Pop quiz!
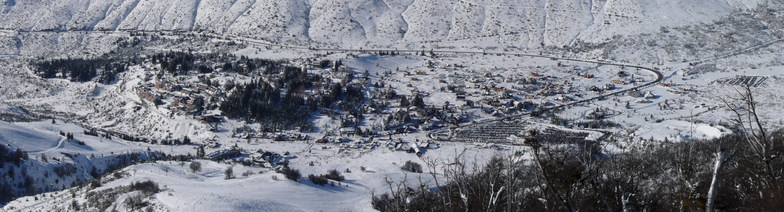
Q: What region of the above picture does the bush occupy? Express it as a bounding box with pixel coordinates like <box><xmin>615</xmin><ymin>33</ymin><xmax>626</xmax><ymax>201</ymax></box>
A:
<box><xmin>129</xmin><ymin>181</ymin><xmax>160</xmax><ymax>194</ymax></box>
<box><xmin>324</xmin><ymin>169</ymin><xmax>345</xmax><ymax>181</ymax></box>
<box><xmin>124</xmin><ymin>194</ymin><xmax>149</xmax><ymax>210</ymax></box>
<box><xmin>53</xmin><ymin>163</ymin><xmax>77</xmax><ymax>177</ymax></box>
<box><xmin>279</xmin><ymin>166</ymin><xmax>301</xmax><ymax>181</ymax></box>
<box><xmin>308</xmin><ymin>174</ymin><xmax>328</xmax><ymax>186</ymax></box>
<box><xmin>189</xmin><ymin>161</ymin><xmax>202</xmax><ymax>173</ymax></box>
<box><xmin>112</xmin><ymin>171</ymin><xmax>126</xmax><ymax>179</ymax></box>
<box><xmin>224</xmin><ymin>166</ymin><xmax>234</xmax><ymax>179</ymax></box>
<box><xmin>0</xmin><ymin>182</ymin><xmax>14</xmax><ymax>203</ymax></box>
<box><xmin>402</xmin><ymin>161</ymin><xmax>423</xmax><ymax>173</ymax></box>
<box><xmin>89</xmin><ymin>179</ymin><xmax>102</xmax><ymax>189</ymax></box>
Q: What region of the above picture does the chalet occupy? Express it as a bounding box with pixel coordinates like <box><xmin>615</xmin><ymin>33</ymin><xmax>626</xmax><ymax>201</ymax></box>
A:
<box><xmin>628</xmin><ymin>90</ymin><xmax>644</xmax><ymax>98</ymax></box>
<box><xmin>206</xmin><ymin>148</ymin><xmax>241</xmax><ymax>160</ymax></box>
<box><xmin>423</xmin><ymin>141</ymin><xmax>441</xmax><ymax>149</ymax></box>
<box><xmin>419</xmin><ymin>120</ymin><xmax>437</xmax><ymax>131</ymax></box>
<box><xmin>316</xmin><ymin>136</ymin><xmax>330</xmax><ymax>144</ymax></box>
<box><xmin>481</xmin><ymin>99</ymin><xmax>502</xmax><ymax>107</ymax></box>
<box><xmin>490</xmin><ymin>87</ymin><xmax>506</xmax><ymax>92</ymax></box>
<box><xmin>518</xmin><ymin>101</ymin><xmax>536</xmax><ymax>111</ymax></box>
<box><xmin>196</xmin><ymin>84</ymin><xmax>216</xmax><ymax>93</ymax></box>
<box><xmin>338</xmin><ymin>137</ymin><xmax>352</xmax><ymax>143</ymax></box>
<box><xmin>200</xmin><ymin>115</ymin><xmax>224</xmax><ymax>124</ymax></box>
<box><xmin>172</xmin><ymin>96</ymin><xmax>191</xmax><ymax>107</ymax></box>
<box><xmin>273</xmin><ymin>134</ymin><xmax>288</xmax><ymax>141</ymax></box>
<box><xmin>136</xmin><ymin>88</ymin><xmax>159</xmax><ymax>103</ymax></box>
<box><xmin>556</xmin><ymin>95</ymin><xmax>575</xmax><ymax>102</ymax></box>
<box><xmin>390</xmin><ymin>140</ymin><xmax>413</xmax><ymax>152</ymax></box>
<box><xmin>259</xmin><ymin>151</ymin><xmax>285</xmax><ymax>164</ymax></box>
<box><xmin>644</xmin><ymin>91</ymin><xmax>657</xmax><ymax>99</ymax></box>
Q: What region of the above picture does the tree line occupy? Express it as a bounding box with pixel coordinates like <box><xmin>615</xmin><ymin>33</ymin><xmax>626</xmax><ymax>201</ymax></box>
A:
<box><xmin>34</xmin><ymin>58</ymin><xmax>128</xmax><ymax>83</ymax></box>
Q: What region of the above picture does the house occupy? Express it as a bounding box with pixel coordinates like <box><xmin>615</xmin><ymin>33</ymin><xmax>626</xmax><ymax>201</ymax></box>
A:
<box><xmin>628</xmin><ymin>90</ymin><xmax>644</xmax><ymax>98</ymax></box>
<box><xmin>273</xmin><ymin>134</ymin><xmax>288</xmax><ymax>141</ymax></box>
<box><xmin>490</xmin><ymin>87</ymin><xmax>506</xmax><ymax>92</ymax></box>
<box><xmin>604</xmin><ymin>84</ymin><xmax>616</xmax><ymax>90</ymax></box>
<box><xmin>200</xmin><ymin>115</ymin><xmax>224</xmax><ymax>124</ymax></box>
<box><xmin>644</xmin><ymin>91</ymin><xmax>657</xmax><ymax>99</ymax></box>
<box><xmin>339</xmin><ymin>127</ymin><xmax>356</xmax><ymax>136</ymax></box>
<box><xmin>316</xmin><ymin>136</ymin><xmax>330</xmax><ymax>144</ymax></box>
<box><xmin>206</xmin><ymin>148</ymin><xmax>241</xmax><ymax>160</ymax></box>
<box><xmin>424</xmin><ymin>141</ymin><xmax>441</xmax><ymax>149</ymax></box>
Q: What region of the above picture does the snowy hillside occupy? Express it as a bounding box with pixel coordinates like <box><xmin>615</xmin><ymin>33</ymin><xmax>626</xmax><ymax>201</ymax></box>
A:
<box><xmin>0</xmin><ymin>0</ymin><xmax>769</xmax><ymax>47</ymax></box>
<box><xmin>0</xmin><ymin>117</ymin><xmax>167</xmax><ymax>204</ymax></box>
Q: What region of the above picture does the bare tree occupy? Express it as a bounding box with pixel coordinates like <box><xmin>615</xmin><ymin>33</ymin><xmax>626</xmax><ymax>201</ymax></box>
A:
<box><xmin>720</xmin><ymin>84</ymin><xmax>780</xmax><ymax>185</ymax></box>
<box><xmin>522</xmin><ymin>130</ymin><xmax>577</xmax><ymax>212</ymax></box>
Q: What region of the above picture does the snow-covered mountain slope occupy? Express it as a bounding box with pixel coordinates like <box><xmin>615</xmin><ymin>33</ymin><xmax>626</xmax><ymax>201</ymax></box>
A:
<box><xmin>0</xmin><ymin>0</ymin><xmax>770</xmax><ymax>47</ymax></box>
<box><xmin>0</xmin><ymin>118</ymin><xmax>166</xmax><ymax>202</ymax></box>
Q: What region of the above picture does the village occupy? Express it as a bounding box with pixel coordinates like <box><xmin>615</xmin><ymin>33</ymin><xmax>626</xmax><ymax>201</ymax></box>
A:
<box><xmin>109</xmin><ymin>49</ymin><xmax>693</xmax><ymax>170</ymax></box>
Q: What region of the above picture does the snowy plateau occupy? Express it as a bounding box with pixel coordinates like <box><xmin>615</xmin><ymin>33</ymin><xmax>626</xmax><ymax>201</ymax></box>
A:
<box><xmin>0</xmin><ymin>0</ymin><xmax>783</xmax><ymax>211</ymax></box>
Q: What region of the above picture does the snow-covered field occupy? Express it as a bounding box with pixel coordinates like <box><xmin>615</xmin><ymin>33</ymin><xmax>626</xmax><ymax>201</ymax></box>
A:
<box><xmin>0</xmin><ymin>116</ymin><xmax>502</xmax><ymax>211</ymax></box>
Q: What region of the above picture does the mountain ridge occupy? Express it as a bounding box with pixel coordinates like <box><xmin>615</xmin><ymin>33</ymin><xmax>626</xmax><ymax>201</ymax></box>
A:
<box><xmin>0</xmin><ymin>0</ymin><xmax>768</xmax><ymax>48</ymax></box>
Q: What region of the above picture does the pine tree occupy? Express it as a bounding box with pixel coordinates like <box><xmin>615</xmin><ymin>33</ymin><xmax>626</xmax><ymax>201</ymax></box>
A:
<box><xmin>412</xmin><ymin>95</ymin><xmax>425</xmax><ymax>108</ymax></box>
<box><xmin>400</xmin><ymin>96</ymin><xmax>410</xmax><ymax>107</ymax></box>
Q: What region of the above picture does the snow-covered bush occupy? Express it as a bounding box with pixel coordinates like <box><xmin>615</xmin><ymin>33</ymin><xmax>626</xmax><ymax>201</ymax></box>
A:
<box><xmin>189</xmin><ymin>161</ymin><xmax>202</xmax><ymax>173</ymax></box>
<box><xmin>401</xmin><ymin>161</ymin><xmax>422</xmax><ymax>173</ymax></box>
<box><xmin>278</xmin><ymin>166</ymin><xmax>301</xmax><ymax>181</ymax></box>
<box><xmin>308</xmin><ymin>174</ymin><xmax>328</xmax><ymax>186</ymax></box>
<box><xmin>324</xmin><ymin>169</ymin><xmax>345</xmax><ymax>182</ymax></box>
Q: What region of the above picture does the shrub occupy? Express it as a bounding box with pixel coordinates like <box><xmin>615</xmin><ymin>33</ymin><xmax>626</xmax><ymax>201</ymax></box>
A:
<box><xmin>224</xmin><ymin>166</ymin><xmax>234</xmax><ymax>179</ymax></box>
<box><xmin>89</xmin><ymin>179</ymin><xmax>102</xmax><ymax>189</ymax></box>
<box><xmin>53</xmin><ymin>163</ymin><xmax>77</xmax><ymax>177</ymax></box>
<box><xmin>402</xmin><ymin>161</ymin><xmax>423</xmax><ymax>173</ymax></box>
<box><xmin>279</xmin><ymin>166</ymin><xmax>301</xmax><ymax>181</ymax></box>
<box><xmin>189</xmin><ymin>161</ymin><xmax>202</xmax><ymax>173</ymax></box>
<box><xmin>124</xmin><ymin>194</ymin><xmax>149</xmax><ymax>210</ymax></box>
<box><xmin>113</xmin><ymin>171</ymin><xmax>126</xmax><ymax>179</ymax></box>
<box><xmin>324</xmin><ymin>169</ymin><xmax>345</xmax><ymax>181</ymax></box>
<box><xmin>308</xmin><ymin>174</ymin><xmax>328</xmax><ymax>186</ymax></box>
<box><xmin>129</xmin><ymin>181</ymin><xmax>160</xmax><ymax>194</ymax></box>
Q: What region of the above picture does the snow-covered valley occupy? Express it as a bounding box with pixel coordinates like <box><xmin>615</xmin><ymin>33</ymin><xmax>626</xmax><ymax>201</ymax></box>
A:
<box><xmin>1</xmin><ymin>0</ymin><xmax>784</xmax><ymax>211</ymax></box>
